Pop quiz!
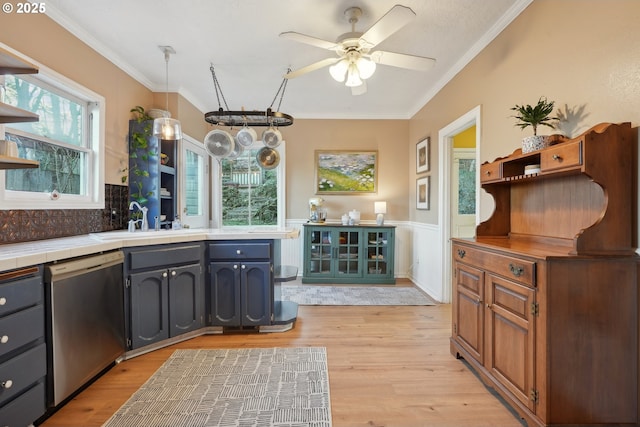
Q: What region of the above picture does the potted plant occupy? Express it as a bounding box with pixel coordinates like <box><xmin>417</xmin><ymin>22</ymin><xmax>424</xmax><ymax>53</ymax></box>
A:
<box><xmin>510</xmin><ymin>96</ymin><xmax>559</xmax><ymax>153</ymax></box>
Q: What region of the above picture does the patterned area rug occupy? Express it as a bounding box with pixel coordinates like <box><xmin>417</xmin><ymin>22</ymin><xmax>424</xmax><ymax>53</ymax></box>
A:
<box><xmin>281</xmin><ymin>285</ymin><xmax>436</xmax><ymax>306</ymax></box>
<box><xmin>102</xmin><ymin>347</ymin><xmax>331</xmax><ymax>427</ymax></box>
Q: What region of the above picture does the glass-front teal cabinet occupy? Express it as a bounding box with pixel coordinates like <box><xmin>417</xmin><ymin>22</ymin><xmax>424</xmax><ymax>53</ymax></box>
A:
<box><xmin>303</xmin><ymin>224</ymin><xmax>395</xmax><ymax>284</ymax></box>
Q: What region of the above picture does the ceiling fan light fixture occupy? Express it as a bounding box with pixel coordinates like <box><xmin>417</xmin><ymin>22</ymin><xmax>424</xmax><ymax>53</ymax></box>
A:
<box><xmin>153</xmin><ymin>46</ymin><xmax>182</xmax><ymax>140</ymax></box>
<box><xmin>357</xmin><ymin>56</ymin><xmax>376</xmax><ymax>80</ymax></box>
<box><xmin>329</xmin><ymin>59</ymin><xmax>349</xmax><ymax>82</ymax></box>
<box><xmin>345</xmin><ymin>63</ymin><xmax>363</xmax><ymax>87</ymax></box>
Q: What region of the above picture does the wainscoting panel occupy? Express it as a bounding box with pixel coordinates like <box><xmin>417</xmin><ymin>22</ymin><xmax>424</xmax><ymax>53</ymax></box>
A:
<box><xmin>409</xmin><ymin>222</ymin><xmax>445</xmax><ymax>303</ymax></box>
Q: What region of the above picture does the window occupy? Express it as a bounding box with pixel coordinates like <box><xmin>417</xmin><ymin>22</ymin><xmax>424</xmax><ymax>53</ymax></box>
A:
<box><xmin>179</xmin><ymin>136</ymin><xmax>209</xmax><ymax>229</ymax></box>
<box><xmin>212</xmin><ymin>142</ymin><xmax>285</xmax><ymax>228</ymax></box>
<box><xmin>0</xmin><ymin>59</ymin><xmax>104</xmax><ymax>209</ymax></box>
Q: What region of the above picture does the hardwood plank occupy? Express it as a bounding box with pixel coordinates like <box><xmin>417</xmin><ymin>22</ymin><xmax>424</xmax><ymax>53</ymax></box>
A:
<box><xmin>39</xmin><ymin>294</ymin><xmax>525</xmax><ymax>427</ymax></box>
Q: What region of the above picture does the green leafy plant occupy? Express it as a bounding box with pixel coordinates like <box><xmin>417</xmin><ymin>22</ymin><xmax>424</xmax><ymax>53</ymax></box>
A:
<box><xmin>128</xmin><ymin>106</ymin><xmax>155</xmax><ymax>215</ymax></box>
<box><xmin>510</xmin><ymin>97</ymin><xmax>558</xmax><ymax>135</ymax></box>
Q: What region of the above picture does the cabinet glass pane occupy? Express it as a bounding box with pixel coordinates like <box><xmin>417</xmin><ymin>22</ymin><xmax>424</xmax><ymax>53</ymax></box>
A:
<box><xmin>309</xmin><ymin>230</ymin><xmax>332</xmax><ymax>274</ymax></box>
<box><xmin>337</xmin><ymin>230</ymin><xmax>359</xmax><ymax>275</ymax></box>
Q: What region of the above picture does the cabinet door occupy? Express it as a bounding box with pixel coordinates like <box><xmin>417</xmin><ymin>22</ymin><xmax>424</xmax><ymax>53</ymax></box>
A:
<box><xmin>305</xmin><ymin>228</ymin><xmax>333</xmax><ymax>278</ymax></box>
<box><xmin>485</xmin><ymin>274</ymin><xmax>536</xmax><ymax>412</ymax></box>
<box><xmin>168</xmin><ymin>264</ymin><xmax>203</xmax><ymax>336</ymax></box>
<box><xmin>363</xmin><ymin>228</ymin><xmax>394</xmax><ymax>282</ymax></box>
<box><xmin>129</xmin><ymin>268</ymin><xmax>169</xmax><ymax>348</ymax></box>
<box><xmin>209</xmin><ymin>262</ymin><xmax>241</xmax><ymax>326</ymax></box>
<box><xmin>333</xmin><ymin>228</ymin><xmax>361</xmax><ymax>278</ymax></box>
<box><xmin>452</xmin><ymin>262</ymin><xmax>484</xmax><ymax>364</ymax></box>
<box><xmin>240</xmin><ymin>262</ymin><xmax>272</xmax><ymax>326</ymax></box>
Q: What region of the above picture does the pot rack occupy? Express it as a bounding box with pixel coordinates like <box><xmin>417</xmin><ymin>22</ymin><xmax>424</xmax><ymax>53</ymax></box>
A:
<box><xmin>204</xmin><ymin>64</ymin><xmax>294</xmax><ymax>128</ymax></box>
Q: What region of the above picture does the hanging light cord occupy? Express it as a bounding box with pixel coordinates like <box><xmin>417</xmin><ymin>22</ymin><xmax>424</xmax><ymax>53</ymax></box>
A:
<box><xmin>164</xmin><ymin>51</ymin><xmax>170</xmax><ymax>113</ymax></box>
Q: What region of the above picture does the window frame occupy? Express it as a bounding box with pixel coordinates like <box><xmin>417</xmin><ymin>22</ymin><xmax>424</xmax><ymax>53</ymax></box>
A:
<box><xmin>211</xmin><ymin>141</ymin><xmax>286</xmax><ymax>229</ymax></box>
<box><xmin>0</xmin><ymin>48</ymin><xmax>105</xmax><ymax>210</ymax></box>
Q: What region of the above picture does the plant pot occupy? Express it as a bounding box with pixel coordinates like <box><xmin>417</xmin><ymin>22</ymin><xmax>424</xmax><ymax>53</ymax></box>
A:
<box><xmin>522</xmin><ymin>135</ymin><xmax>550</xmax><ymax>153</ymax></box>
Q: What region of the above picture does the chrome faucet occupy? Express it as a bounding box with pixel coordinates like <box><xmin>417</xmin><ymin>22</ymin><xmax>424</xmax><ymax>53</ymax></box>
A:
<box><xmin>128</xmin><ymin>201</ymin><xmax>149</xmax><ymax>232</ymax></box>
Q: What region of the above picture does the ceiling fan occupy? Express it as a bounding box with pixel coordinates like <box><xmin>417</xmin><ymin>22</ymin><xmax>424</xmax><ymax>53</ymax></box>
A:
<box><xmin>280</xmin><ymin>4</ymin><xmax>436</xmax><ymax>95</ymax></box>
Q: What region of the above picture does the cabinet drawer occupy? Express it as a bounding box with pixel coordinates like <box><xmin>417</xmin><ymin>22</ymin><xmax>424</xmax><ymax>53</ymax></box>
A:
<box><xmin>208</xmin><ymin>243</ymin><xmax>271</xmax><ymax>260</ymax></box>
<box><xmin>0</xmin><ymin>305</ymin><xmax>44</xmax><ymax>358</ymax></box>
<box><xmin>540</xmin><ymin>140</ymin><xmax>582</xmax><ymax>172</ymax></box>
<box><xmin>0</xmin><ymin>274</ymin><xmax>42</xmax><ymax>317</ymax></box>
<box><xmin>453</xmin><ymin>244</ymin><xmax>536</xmax><ymax>287</ymax></box>
<box><xmin>128</xmin><ymin>243</ymin><xmax>202</xmax><ymax>271</ymax></box>
<box><xmin>0</xmin><ymin>380</ymin><xmax>46</xmax><ymax>427</ymax></box>
<box><xmin>480</xmin><ymin>161</ymin><xmax>501</xmax><ymax>183</ymax></box>
<box><xmin>0</xmin><ymin>343</ymin><xmax>46</xmax><ymax>407</ymax></box>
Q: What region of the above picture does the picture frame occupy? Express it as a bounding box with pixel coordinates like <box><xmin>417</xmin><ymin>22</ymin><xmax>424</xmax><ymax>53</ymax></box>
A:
<box><xmin>416</xmin><ymin>137</ymin><xmax>430</xmax><ymax>173</ymax></box>
<box><xmin>416</xmin><ymin>176</ymin><xmax>430</xmax><ymax>210</ymax></box>
<box><xmin>315</xmin><ymin>150</ymin><xmax>377</xmax><ymax>194</ymax></box>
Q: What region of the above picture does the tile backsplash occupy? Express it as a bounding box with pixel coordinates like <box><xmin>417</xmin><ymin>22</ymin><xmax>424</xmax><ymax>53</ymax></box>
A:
<box><xmin>0</xmin><ymin>184</ymin><xmax>129</xmax><ymax>244</ymax></box>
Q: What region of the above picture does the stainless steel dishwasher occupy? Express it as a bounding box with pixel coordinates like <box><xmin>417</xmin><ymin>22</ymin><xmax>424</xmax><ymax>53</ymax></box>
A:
<box><xmin>45</xmin><ymin>250</ymin><xmax>125</xmax><ymax>407</ymax></box>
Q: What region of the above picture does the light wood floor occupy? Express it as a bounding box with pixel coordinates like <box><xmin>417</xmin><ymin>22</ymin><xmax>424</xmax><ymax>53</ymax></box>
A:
<box><xmin>39</xmin><ymin>286</ymin><xmax>525</xmax><ymax>427</ymax></box>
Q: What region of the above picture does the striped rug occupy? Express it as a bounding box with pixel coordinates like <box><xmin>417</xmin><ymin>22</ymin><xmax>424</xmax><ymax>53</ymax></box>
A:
<box><xmin>102</xmin><ymin>347</ymin><xmax>331</xmax><ymax>427</ymax></box>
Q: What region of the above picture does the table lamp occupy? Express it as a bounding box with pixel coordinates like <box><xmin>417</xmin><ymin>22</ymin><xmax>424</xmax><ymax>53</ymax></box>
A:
<box><xmin>374</xmin><ymin>201</ymin><xmax>387</xmax><ymax>226</ymax></box>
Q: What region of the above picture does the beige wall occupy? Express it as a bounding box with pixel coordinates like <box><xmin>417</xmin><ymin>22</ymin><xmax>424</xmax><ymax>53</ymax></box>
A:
<box><xmin>409</xmin><ymin>0</ymin><xmax>640</xmax><ymax>223</ymax></box>
<box><xmin>280</xmin><ymin>119</ymin><xmax>409</xmax><ymax>222</ymax></box>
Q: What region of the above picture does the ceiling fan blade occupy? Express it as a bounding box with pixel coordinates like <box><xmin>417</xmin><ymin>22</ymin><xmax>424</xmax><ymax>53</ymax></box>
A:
<box><xmin>284</xmin><ymin>57</ymin><xmax>340</xmax><ymax>79</ymax></box>
<box><xmin>370</xmin><ymin>50</ymin><xmax>436</xmax><ymax>71</ymax></box>
<box><xmin>351</xmin><ymin>82</ymin><xmax>367</xmax><ymax>96</ymax></box>
<box><xmin>279</xmin><ymin>31</ymin><xmax>338</xmax><ymax>51</ymax></box>
<box><xmin>359</xmin><ymin>5</ymin><xmax>416</xmax><ymax>49</ymax></box>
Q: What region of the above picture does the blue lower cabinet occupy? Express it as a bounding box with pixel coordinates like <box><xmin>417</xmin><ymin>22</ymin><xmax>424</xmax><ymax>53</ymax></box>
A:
<box><xmin>0</xmin><ymin>265</ymin><xmax>47</xmax><ymax>426</ymax></box>
<box><xmin>208</xmin><ymin>241</ymin><xmax>274</xmax><ymax>327</ymax></box>
<box><xmin>125</xmin><ymin>243</ymin><xmax>204</xmax><ymax>350</ymax></box>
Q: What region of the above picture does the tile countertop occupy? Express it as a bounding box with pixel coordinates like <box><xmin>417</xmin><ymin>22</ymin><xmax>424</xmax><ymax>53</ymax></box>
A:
<box><xmin>0</xmin><ymin>228</ymin><xmax>300</xmax><ymax>273</ymax></box>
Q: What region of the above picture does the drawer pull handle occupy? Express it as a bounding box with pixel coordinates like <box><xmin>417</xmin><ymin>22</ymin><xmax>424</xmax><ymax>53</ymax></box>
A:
<box><xmin>234</xmin><ymin>264</ymin><xmax>238</xmax><ymax>270</ymax></box>
<box><xmin>1</xmin><ymin>380</ymin><xmax>12</xmax><ymax>389</ymax></box>
<box><xmin>457</xmin><ymin>249</ymin><xmax>466</xmax><ymax>259</ymax></box>
<box><xmin>552</xmin><ymin>154</ymin><xmax>562</xmax><ymax>161</ymax></box>
<box><xmin>0</xmin><ymin>297</ymin><xmax>5</xmax><ymax>306</ymax></box>
<box><xmin>509</xmin><ymin>263</ymin><xmax>524</xmax><ymax>277</ymax></box>
<box><xmin>236</xmin><ymin>249</ymin><xmax>242</xmax><ymax>255</ymax></box>
<box><xmin>485</xmin><ymin>171</ymin><xmax>491</xmax><ymax>175</ymax></box>
<box><xmin>0</xmin><ymin>335</ymin><xmax>7</xmax><ymax>344</ymax></box>
<box><xmin>171</xmin><ymin>270</ymin><xmax>177</xmax><ymax>277</ymax></box>
<box><xmin>241</xmin><ymin>265</ymin><xmax>246</xmax><ymax>270</ymax></box>
<box><xmin>162</xmin><ymin>271</ymin><xmax>168</xmax><ymax>278</ymax></box>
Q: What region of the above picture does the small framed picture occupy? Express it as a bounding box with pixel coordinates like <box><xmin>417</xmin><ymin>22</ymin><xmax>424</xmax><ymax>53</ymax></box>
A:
<box><xmin>416</xmin><ymin>176</ymin><xmax>430</xmax><ymax>210</ymax></box>
<box><xmin>416</xmin><ymin>137</ymin><xmax>430</xmax><ymax>173</ymax></box>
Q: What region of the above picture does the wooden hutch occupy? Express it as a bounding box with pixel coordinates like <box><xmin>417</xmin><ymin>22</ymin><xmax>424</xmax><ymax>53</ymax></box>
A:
<box><xmin>450</xmin><ymin>122</ymin><xmax>638</xmax><ymax>426</ymax></box>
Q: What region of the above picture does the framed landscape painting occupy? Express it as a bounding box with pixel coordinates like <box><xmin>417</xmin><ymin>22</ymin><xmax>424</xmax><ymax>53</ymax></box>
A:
<box><xmin>416</xmin><ymin>176</ymin><xmax>430</xmax><ymax>210</ymax></box>
<box><xmin>416</xmin><ymin>137</ymin><xmax>430</xmax><ymax>173</ymax></box>
<box><xmin>315</xmin><ymin>150</ymin><xmax>377</xmax><ymax>194</ymax></box>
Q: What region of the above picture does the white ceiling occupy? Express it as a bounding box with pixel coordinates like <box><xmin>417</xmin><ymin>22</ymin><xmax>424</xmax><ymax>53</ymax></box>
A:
<box><xmin>45</xmin><ymin>0</ymin><xmax>531</xmax><ymax>120</ymax></box>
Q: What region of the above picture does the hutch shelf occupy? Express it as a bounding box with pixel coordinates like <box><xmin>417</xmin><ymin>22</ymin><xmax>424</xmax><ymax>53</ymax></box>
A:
<box><xmin>450</xmin><ymin>122</ymin><xmax>639</xmax><ymax>427</ymax></box>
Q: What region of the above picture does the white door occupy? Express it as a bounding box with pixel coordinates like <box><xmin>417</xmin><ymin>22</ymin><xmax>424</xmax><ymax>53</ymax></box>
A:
<box><xmin>451</xmin><ymin>148</ymin><xmax>476</xmax><ymax>238</ymax></box>
<box><xmin>179</xmin><ymin>135</ymin><xmax>209</xmax><ymax>229</ymax></box>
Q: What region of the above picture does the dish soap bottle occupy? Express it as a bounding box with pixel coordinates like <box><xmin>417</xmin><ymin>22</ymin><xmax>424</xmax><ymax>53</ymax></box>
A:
<box><xmin>172</xmin><ymin>215</ymin><xmax>182</xmax><ymax>230</ymax></box>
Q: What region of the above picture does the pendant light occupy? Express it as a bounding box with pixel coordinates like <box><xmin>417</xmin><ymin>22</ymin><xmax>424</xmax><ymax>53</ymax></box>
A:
<box><xmin>153</xmin><ymin>46</ymin><xmax>182</xmax><ymax>140</ymax></box>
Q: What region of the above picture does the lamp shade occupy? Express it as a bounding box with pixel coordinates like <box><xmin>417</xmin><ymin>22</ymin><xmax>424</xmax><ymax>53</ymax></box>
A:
<box><xmin>345</xmin><ymin>63</ymin><xmax>363</xmax><ymax>87</ymax></box>
<box><xmin>329</xmin><ymin>59</ymin><xmax>349</xmax><ymax>82</ymax></box>
<box><xmin>374</xmin><ymin>201</ymin><xmax>387</xmax><ymax>214</ymax></box>
<box><xmin>357</xmin><ymin>56</ymin><xmax>376</xmax><ymax>80</ymax></box>
<box><xmin>153</xmin><ymin>117</ymin><xmax>182</xmax><ymax>140</ymax></box>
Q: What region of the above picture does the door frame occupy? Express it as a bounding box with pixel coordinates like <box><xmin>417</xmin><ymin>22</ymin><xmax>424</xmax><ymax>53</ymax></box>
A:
<box><xmin>438</xmin><ymin>105</ymin><xmax>481</xmax><ymax>303</ymax></box>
